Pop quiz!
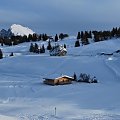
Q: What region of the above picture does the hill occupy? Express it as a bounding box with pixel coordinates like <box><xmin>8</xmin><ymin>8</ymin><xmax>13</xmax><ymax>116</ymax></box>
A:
<box><xmin>0</xmin><ymin>37</ymin><xmax>120</xmax><ymax>119</ymax></box>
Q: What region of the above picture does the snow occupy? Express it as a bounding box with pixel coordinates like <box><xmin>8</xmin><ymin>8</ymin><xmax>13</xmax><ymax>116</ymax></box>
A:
<box><xmin>11</xmin><ymin>24</ymin><xmax>34</xmax><ymax>36</ymax></box>
<box><xmin>0</xmin><ymin>37</ymin><xmax>120</xmax><ymax>119</ymax></box>
<box><xmin>0</xmin><ymin>115</ymin><xmax>17</xmax><ymax>120</ymax></box>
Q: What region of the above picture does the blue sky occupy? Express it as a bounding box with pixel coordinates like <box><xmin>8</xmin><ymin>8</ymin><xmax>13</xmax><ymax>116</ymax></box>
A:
<box><xmin>0</xmin><ymin>0</ymin><xmax>120</xmax><ymax>35</ymax></box>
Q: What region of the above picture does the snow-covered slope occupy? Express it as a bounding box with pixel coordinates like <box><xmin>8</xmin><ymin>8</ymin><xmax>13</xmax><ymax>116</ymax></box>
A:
<box><xmin>10</xmin><ymin>24</ymin><xmax>34</xmax><ymax>36</ymax></box>
<box><xmin>0</xmin><ymin>37</ymin><xmax>120</xmax><ymax>119</ymax></box>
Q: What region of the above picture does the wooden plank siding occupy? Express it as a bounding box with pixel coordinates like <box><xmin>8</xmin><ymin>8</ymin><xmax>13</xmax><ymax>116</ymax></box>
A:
<box><xmin>43</xmin><ymin>76</ymin><xmax>73</xmax><ymax>86</ymax></box>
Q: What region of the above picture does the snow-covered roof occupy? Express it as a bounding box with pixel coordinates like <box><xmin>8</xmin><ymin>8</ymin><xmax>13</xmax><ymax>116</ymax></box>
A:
<box><xmin>49</xmin><ymin>45</ymin><xmax>67</xmax><ymax>56</ymax></box>
<box><xmin>43</xmin><ymin>74</ymin><xmax>73</xmax><ymax>80</ymax></box>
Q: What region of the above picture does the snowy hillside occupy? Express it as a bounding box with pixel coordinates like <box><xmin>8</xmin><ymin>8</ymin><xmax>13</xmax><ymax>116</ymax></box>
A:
<box><xmin>0</xmin><ymin>37</ymin><xmax>120</xmax><ymax>119</ymax></box>
<box><xmin>10</xmin><ymin>24</ymin><xmax>34</xmax><ymax>36</ymax></box>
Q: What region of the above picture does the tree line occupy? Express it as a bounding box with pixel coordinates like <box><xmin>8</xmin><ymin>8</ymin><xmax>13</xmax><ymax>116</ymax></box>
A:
<box><xmin>1</xmin><ymin>27</ymin><xmax>120</xmax><ymax>59</ymax></box>
<box><xmin>29</xmin><ymin>41</ymin><xmax>66</xmax><ymax>54</ymax></box>
<box><xmin>0</xmin><ymin>33</ymin><xmax>69</xmax><ymax>46</ymax></box>
<box><xmin>75</xmin><ymin>27</ymin><xmax>120</xmax><ymax>47</ymax></box>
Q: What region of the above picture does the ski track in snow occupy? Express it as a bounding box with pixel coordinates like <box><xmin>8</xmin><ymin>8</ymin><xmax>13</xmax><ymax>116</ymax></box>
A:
<box><xmin>104</xmin><ymin>58</ymin><xmax>120</xmax><ymax>82</ymax></box>
<box><xmin>17</xmin><ymin>112</ymin><xmax>120</xmax><ymax>120</ymax></box>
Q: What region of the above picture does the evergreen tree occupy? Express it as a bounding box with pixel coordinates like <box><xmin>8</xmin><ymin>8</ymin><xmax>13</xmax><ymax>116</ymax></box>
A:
<box><xmin>73</xmin><ymin>72</ymin><xmax>77</xmax><ymax>81</ymax></box>
<box><xmin>0</xmin><ymin>39</ymin><xmax>3</xmax><ymax>46</ymax></box>
<box><xmin>59</xmin><ymin>33</ymin><xmax>69</xmax><ymax>40</ymax></box>
<box><xmin>39</xmin><ymin>34</ymin><xmax>42</xmax><ymax>41</ymax></box>
<box><xmin>32</xmin><ymin>33</ymin><xmax>37</xmax><ymax>41</ymax></box>
<box><xmin>22</xmin><ymin>35</ymin><xmax>27</xmax><ymax>43</ymax></box>
<box><xmin>44</xmin><ymin>34</ymin><xmax>48</xmax><ymax>41</ymax></box>
<box><xmin>42</xmin><ymin>44</ymin><xmax>45</xmax><ymax>53</ymax></box>
<box><xmin>88</xmin><ymin>31</ymin><xmax>92</xmax><ymax>38</ymax></box>
<box><xmin>42</xmin><ymin>34</ymin><xmax>48</xmax><ymax>41</ymax></box>
<box><xmin>0</xmin><ymin>49</ymin><xmax>3</xmax><ymax>59</ymax></box>
<box><xmin>9</xmin><ymin>52</ymin><xmax>14</xmax><ymax>56</ymax></box>
<box><xmin>13</xmin><ymin>39</ymin><xmax>18</xmax><ymax>45</ymax></box>
<box><xmin>64</xmin><ymin>44</ymin><xmax>66</xmax><ymax>48</ymax></box>
<box><xmin>34</xmin><ymin>43</ymin><xmax>39</xmax><ymax>53</ymax></box>
<box><xmin>81</xmin><ymin>31</ymin><xmax>84</xmax><ymax>39</ymax></box>
<box><xmin>75</xmin><ymin>40</ymin><xmax>80</xmax><ymax>47</ymax></box>
<box><xmin>94</xmin><ymin>34</ymin><xmax>100</xmax><ymax>42</ymax></box>
<box><xmin>59</xmin><ymin>33</ymin><xmax>64</xmax><ymax>40</ymax></box>
<box><xmin>1</xmin><ymin>42</ymin><xmax>3</xmax><ymax>46</ymax></box>
<box><xmin>47</xmin><ymin>40</ymin><xmax>52</xmax><ymax>50</ymax></box>
<box><xmin>55</xmin><ymin>34</ymin><xmax>58</xmax><ymax>42</ymax></box>
<box><xmin>77</xmin><ymin>32</ymin><xmax>81</xmax><ymax>39</ymax></box>
<box><xmin>28</xmin><ymin>34</ymin><xmax>33</xmax><ymax>42</ymax></box>
<box><xmin>29</xmin><ymin>43</ymin><xmax>34</xmax><ymax>52</ymax></box>
<box><xmin>81</xmin><ymin>34</ymin><xmax>89</xmax><ymax>45</ymax></box>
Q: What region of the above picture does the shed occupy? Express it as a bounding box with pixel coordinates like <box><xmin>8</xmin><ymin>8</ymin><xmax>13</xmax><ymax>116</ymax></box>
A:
<box><xmin>43</xmin><ymin>74</ymin><xmax>74</xmax><ymax>86</ymax></box>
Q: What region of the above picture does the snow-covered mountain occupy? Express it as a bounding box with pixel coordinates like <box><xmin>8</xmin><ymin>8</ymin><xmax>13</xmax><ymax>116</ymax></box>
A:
<box><xmin>0</xmin><ymin>24</ymin><xmax>34</xmax><ymax>37</ymax></box>
<box><xmin>10</xmin><ymin>24</ymin><xmax>34</xmax><ymax>36</ymax></box>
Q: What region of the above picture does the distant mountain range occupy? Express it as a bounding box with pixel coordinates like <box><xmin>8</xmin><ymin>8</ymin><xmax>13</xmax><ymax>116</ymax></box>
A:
<box><xmin>0</xmin><ymin>24</ymin><xmax>34</xmax><ymax>38</ymax></box>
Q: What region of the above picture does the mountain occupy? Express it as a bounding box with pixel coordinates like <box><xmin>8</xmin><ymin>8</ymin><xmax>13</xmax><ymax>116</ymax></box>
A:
<box><xmin>10</xmin><ymin>24</ymin><xmax>34</xmax><ymax>36</ymax></box>
<box><xmin>0</xmin><ymin>29</ymin><xmax>12</xmax><ymax>38</ymax></box>
<box><xmin>0</xmin><ymin>24</ymin><xmax>34</xmax><ymax>38</ymax></box>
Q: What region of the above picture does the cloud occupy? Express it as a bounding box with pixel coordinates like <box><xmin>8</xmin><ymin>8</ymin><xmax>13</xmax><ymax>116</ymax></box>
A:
<box><xmin>0</xmin><ymin>0</ymin><xmax>120</xmax><ymax>34</ymax></box>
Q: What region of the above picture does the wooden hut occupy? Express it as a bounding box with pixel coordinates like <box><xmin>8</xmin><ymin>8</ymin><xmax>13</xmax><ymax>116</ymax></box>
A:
<box><xmin>43</xmin><ymin>74</ymin><xmax>74</xmax><ymax>86</ymax></box>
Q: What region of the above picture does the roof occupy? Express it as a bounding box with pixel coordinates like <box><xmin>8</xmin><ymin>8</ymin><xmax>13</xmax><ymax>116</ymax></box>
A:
<box><xmin>43</xmin><ymin>74</ymin><xmax>73</xmax><ymax>80</ymax></box>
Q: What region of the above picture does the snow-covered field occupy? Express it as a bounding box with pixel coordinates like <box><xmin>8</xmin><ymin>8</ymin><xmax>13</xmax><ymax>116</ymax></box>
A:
<box><xmin>0</xmin><ymin>37</ymin><xmax>120</xmax><ymax>119</ymax></box>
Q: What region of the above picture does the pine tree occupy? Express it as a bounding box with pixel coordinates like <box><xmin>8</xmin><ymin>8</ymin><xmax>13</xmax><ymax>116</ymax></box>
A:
<box><xmin>9</xmin><ymin>52</ymin><xmax>14</xmax><ymax>56</ymax></box>
<box><xmin>13</xmin><ymin>39</ymin><xmax>18</xmax><ymax>45</ymax></box>
<box><xmin>44</xmin><ymin>34</ymin><xmax>48</xmax><ymax>41</ymax></box>
<box><xmin>59</xmin><ymin>33</ymin><xmax>64</xmax><ymax>40</ymax></box>
<box><xmin>81</xmin><ymin>31</ymin><xmax>84</xmax><ymax>39</ymax></box>
<box><xmin>55</xmin><ymin>34</ymin><xmax>58</xmax><ymax>42</ymax></box>
<box><xmin>34</xmin><ymin>43</ymin><xmax>39</xmax><ymax>53</ymax></box>
<box><xmin>32</xmin><ymin>33</ymin><xmax>37</xmax><ymax>41</ymax></box>
<box><xmin>0</xmin><ymin>49</ymin><xmax>3</xmax><ymax>59</ymax></box>
<box><xmin>42</xmin><ymin>44</ymin><xmax>45</xmax><ymax>53</ymax></box>
<box><xmin>21</xmin><ymin>35</ymin><xmax>27</xmax><ymax>43</ymax></box>
<box><xmin>28</xmin><ymin>34</ymin><xmax>33</xmax><ymax>42</ymax></box>
<box><xmin>73</xmin><ymin>72</ymin><xmax>77</xmax><ymax>81</ymax></box>
<box><xmin>29</xmin><ymin>43</ymin><xmax>34</xmax><ymax>52</ymax></box>
<box><xmin>81</xmin><ymin>34</ymin><xmax>89</xmax><ymax>45</ymax></box>
<box><xmin>77</xmin><ymin>32</ymin><xmax>81</xmax><ymax>39</ymax></box>
<box><xmin>47</xmin><ymin>40</ymin><xmax>52</xmax><ymax>50</ymax></box>
<box><xmin>42</xmin><ymin>34</ymin><xmax>48</xmax><ymax>41</ymax></box>
<box><xmin>64</xmin><ymin>44</ymin><xmax>66</xmax><ymax>48</ymax></box>
<box><xmin>59</xmin><ymin>33</ymin><xmax>69</xmax><ymax>40</ymax></box>
<box><xmin>1</xmin><ymin>42</ymin><xmax>3</xmax><ymax>46</ymax></box>
<box><xmin>39</xmin><ymin>34</ymin><xmax>42</xmax><ymax>41</ymax></box>
<box><xmin>75</xmin><ymin>40</ymin><xmax>80</xmax><ymax>47</ymax></box>
<box><xmin>1</xmin><ymin>39</ymin><xmax>3</xmax><ymax>46</ymax></box>
<box><xmin>88</xmin><ymin>31</ymin><xmax>92</xmax><ymax>38</ymax></box>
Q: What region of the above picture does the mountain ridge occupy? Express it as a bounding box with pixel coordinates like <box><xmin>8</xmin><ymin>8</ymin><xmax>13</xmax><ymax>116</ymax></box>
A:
<box><xmin>0</xmin><ymin>24</ymin><xmax>34</xmax><ymax>37</ymax></box>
